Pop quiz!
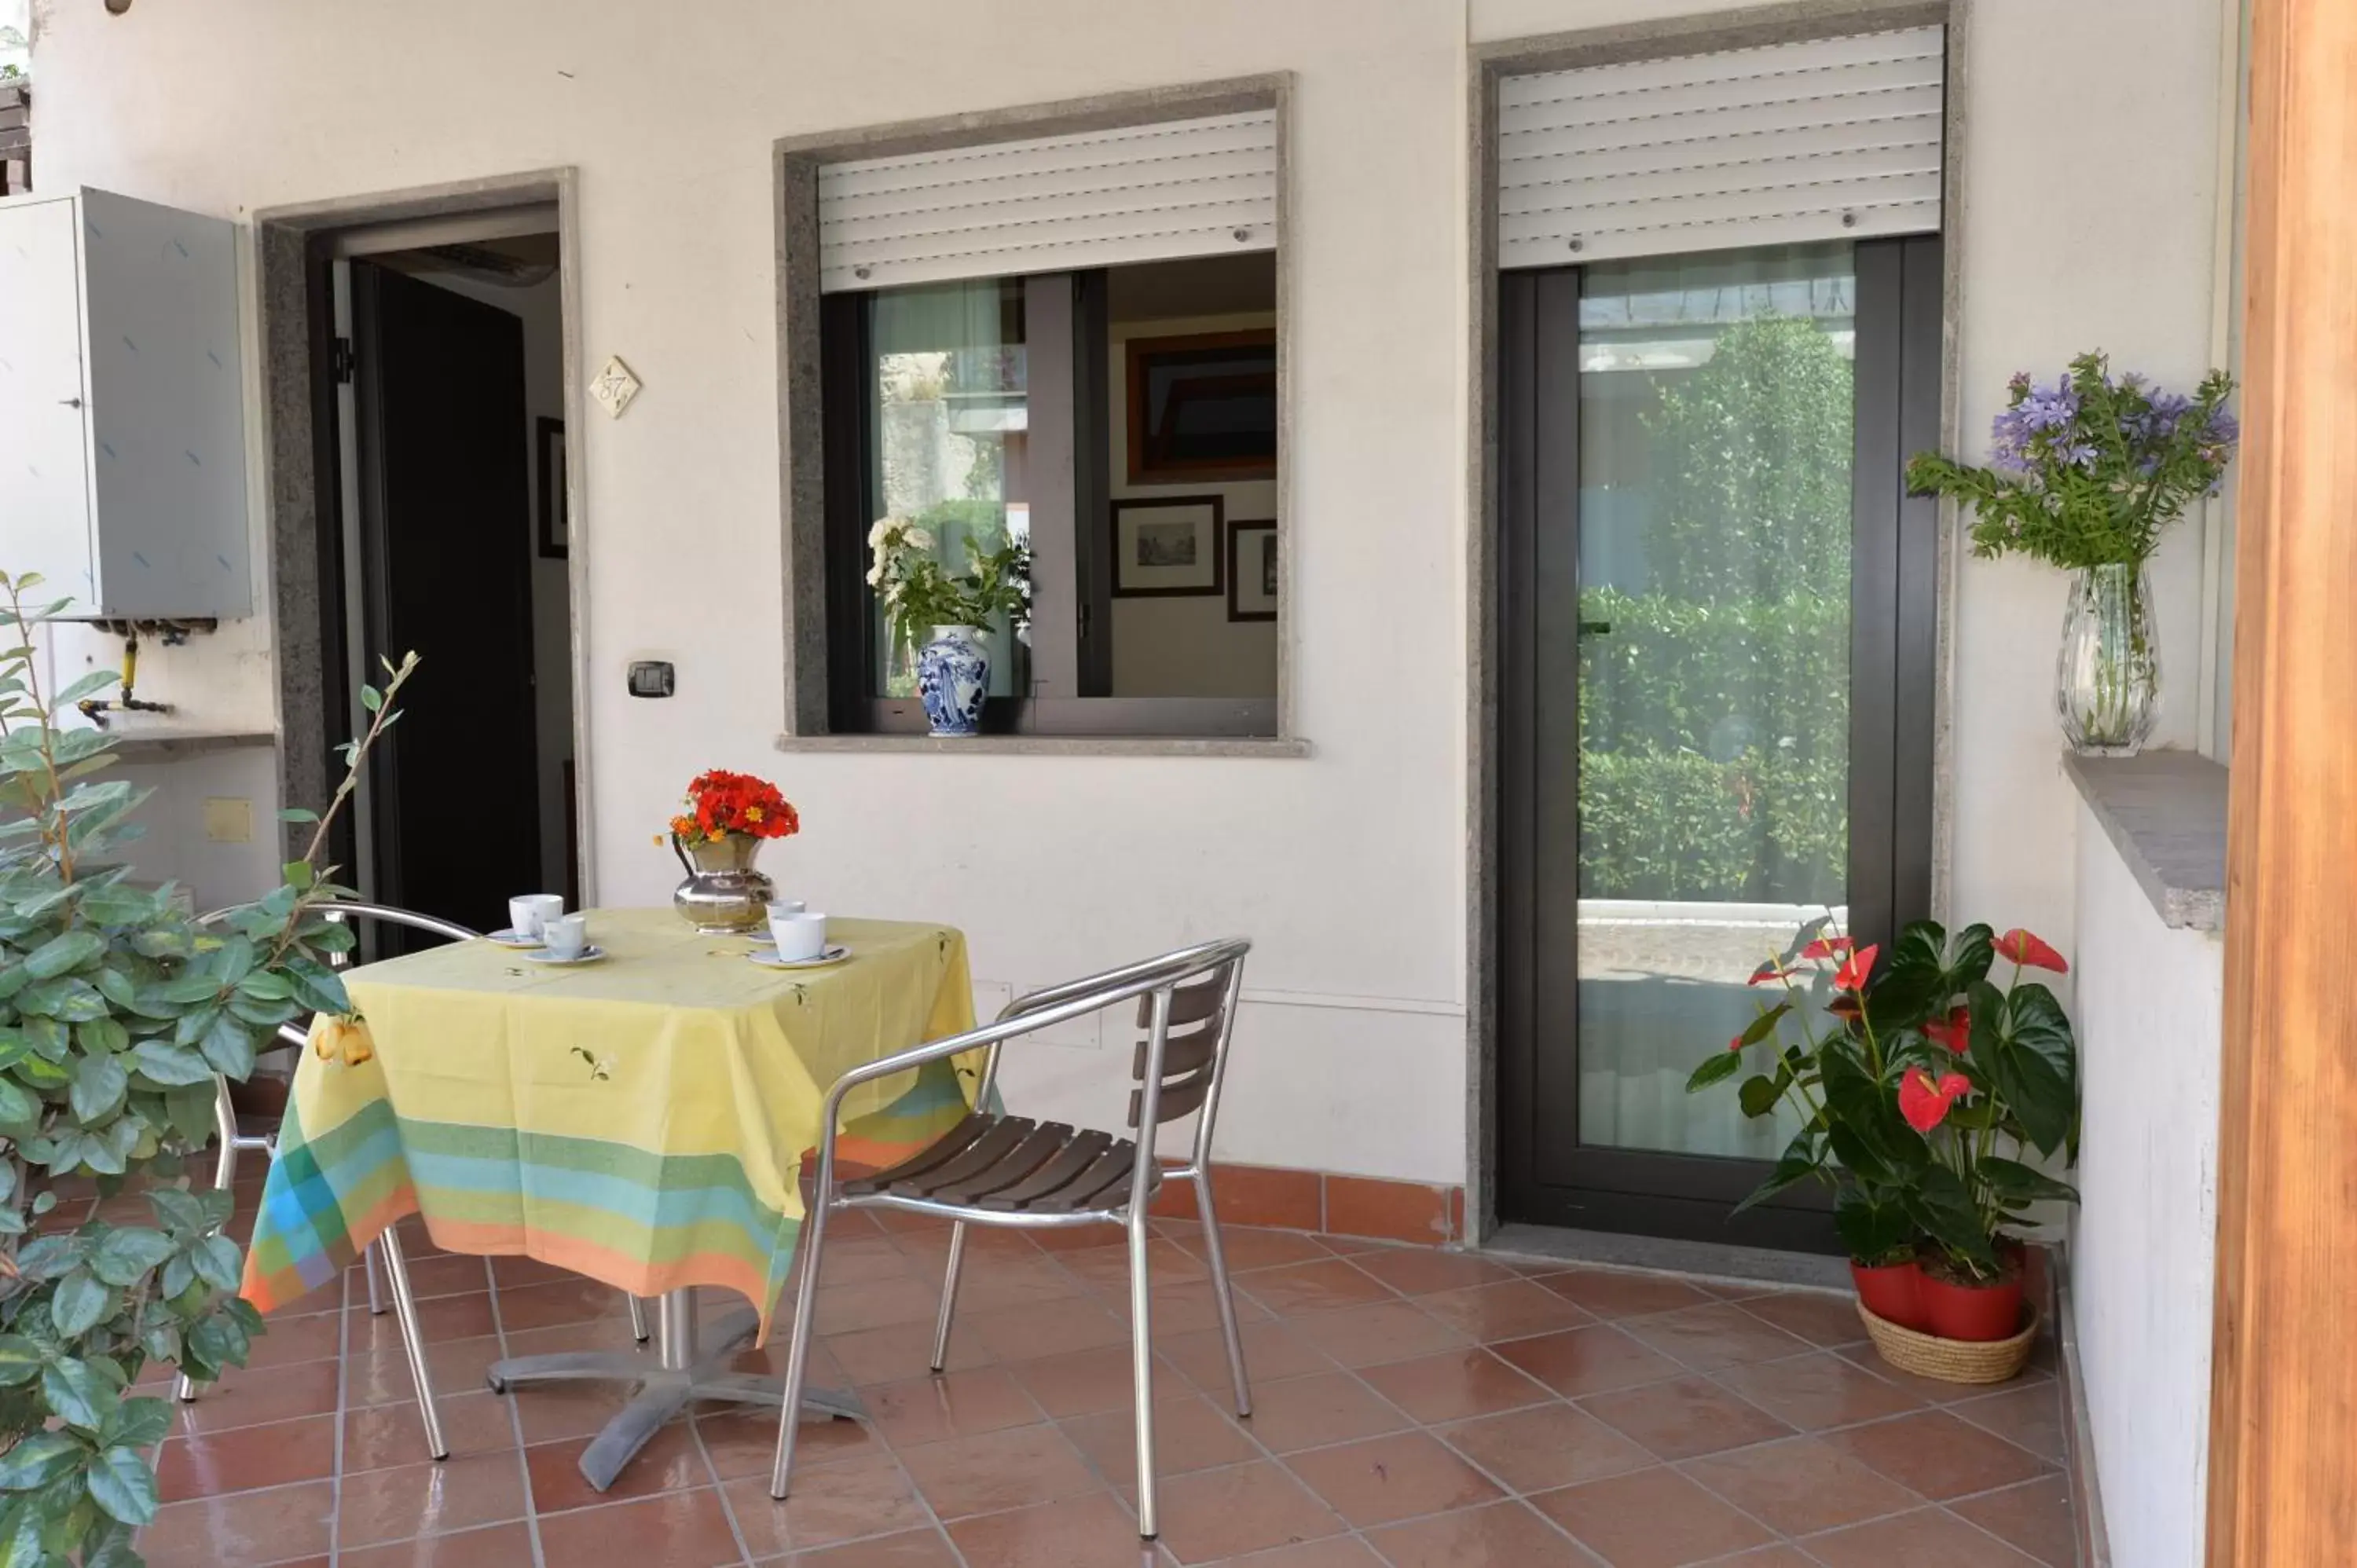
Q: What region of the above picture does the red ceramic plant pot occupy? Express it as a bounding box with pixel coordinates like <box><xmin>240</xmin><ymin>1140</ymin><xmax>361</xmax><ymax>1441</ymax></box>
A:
<box><xmin>1849</xmin><ymin>1258</ymin><xmax>1928</xmax><ymax>1332</ymax></box>
<box><xmin>1919</xmin><ymin>1267</ymin><xmax>2025</xmax><ymax>1343</ymax></box>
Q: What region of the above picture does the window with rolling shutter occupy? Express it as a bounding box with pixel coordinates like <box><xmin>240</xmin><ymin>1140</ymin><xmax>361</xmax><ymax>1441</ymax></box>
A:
<box><xmin>819</xmin><ymin>110</ymin><xmax>1277</xmax><ymax>293</ymax></box>
<box><xmin>806</xmin><ymin>97</ymin><xmax>1286</xmax><ymax>738</ymax></box>
<box><xmin>1498</xmin><ymin>26</ymin><xmax>1945</xmax><ymax>268</ymax></box>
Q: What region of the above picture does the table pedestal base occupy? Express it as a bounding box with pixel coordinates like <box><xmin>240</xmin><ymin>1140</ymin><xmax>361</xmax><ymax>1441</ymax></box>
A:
<box><xmin>486</xmin><ymin>1286</ymin><xmax>864</xmax><ymax>1493</ymax></box>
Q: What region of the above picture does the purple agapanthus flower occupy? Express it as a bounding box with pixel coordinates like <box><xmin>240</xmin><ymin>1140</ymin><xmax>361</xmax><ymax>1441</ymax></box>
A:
<box><xmin>1989</xmin><ymin>376</ymin><xmax>2081</xmax><ymax>470</ymax></box>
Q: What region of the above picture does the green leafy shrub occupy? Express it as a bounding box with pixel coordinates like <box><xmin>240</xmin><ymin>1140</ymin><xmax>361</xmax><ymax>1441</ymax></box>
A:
<box><xmin>0</xmin><ymin>570</ymin><xmax>412</xmax><ymax>1565</ymax></box>
<box><xmin>1577</xmin><ymin>587</ymin><xmax>1847</xmax><ymax>903</ymax></box>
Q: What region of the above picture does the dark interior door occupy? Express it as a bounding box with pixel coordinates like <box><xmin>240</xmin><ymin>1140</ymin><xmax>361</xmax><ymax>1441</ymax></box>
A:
<box><xmin>350</xmin><ymin>261</ymin><xmax>541</xmax><ymax>935</ymax></box>
<box><xmin>1496</xmin><ymin>236</ymin><xmax>1942</xmax><ymax>1251</ymax></box>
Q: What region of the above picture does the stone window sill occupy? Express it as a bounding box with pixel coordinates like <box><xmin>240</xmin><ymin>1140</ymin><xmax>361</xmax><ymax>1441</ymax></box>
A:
<box><xmin>775</xmin><ymin>732</ymin><xmax>1310</xmax><ymax>759</ymax></box>
<box><xmin>2065</xmin><ymin>751</ymin><xmax>2227</xmax><ymax>932</ymax></box>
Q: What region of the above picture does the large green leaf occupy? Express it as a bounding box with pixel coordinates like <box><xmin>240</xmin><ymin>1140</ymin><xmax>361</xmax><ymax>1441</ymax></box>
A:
<box><xmin>1732</xmin><ymin>1127</ymin><xmax>1824</xmax><ymax>1215</ymax></box>
<box><xmin>1968</xmin><ymin>980</ymin><xmax>2077</xmax><ymax>1156</ymax></box>
<box><xmin>46</xmin><ymin>1273</ymin><xmax>111</xmax><ymax>1339</ymax></box>
<box><xmin>12</xmin><ymin>1237</ymin><xmax>84</xmax><ymax>1284</ymax></box>
<box><xmin>0</xmin><ymin>1337</ymin><xmax>46</xmax><ymax>1389</ymax></box>
<box><xmin>189</xmin><ymin>1236</ymin><xmax>241</xmax><ymax>1293</ymax></box>
<box><xmin>197</xmin><ymin>1013</ymin><xmax>255</xmax><ymax>1080</ymax></box>
<box><xmin>282</xmin><ymin>959</ymin><xmax>351</xmax><ymax>1016</ymax></box>
<box><xmin>1684</xmin><ymin>1051</ymin><xmax>1743</xmax><ymax>1094</ymax></box>
<box><xmin>1832</xmin><ymin>1183</ymin><xmax>1916</xmax><ymax>1266</ymax></box>
<box><xmin>127</xmin><ymin>1040</ymin><xmax>211</xmax><ymax>1087</ymax></box>
<box><xmin>80</xmin><ymin>1450</ymin><xmax>154</xmax><ymax>1530</ymax></box>
<box><xmin>0</xmin><ymin>1079</ymin><xmax>37</xmax><ymax>1132</ymax></box>
<box><xmin>72</xmin><ymin>885</ymin><xmax>156</xmax><ymax>929</ymax></box>
<box><xmin>1981</xmin><ymin>1156</ymin><xmax>2080</xmax><ymax>1207</ymax></box>
<box><xmin>40</xmin><ymin>1358</ymin><xmax>113</xmax><ymax>1431</ymax></box>
<box><xmin>1819</xmin><ymin>1047</ymin><xmax>1928</xmax><ymax>1173</ymax></box>
<box><xmin>145</xmin><ymin>1187</ymin><xmax>207</xmax><ymax>1236</ymax></box>
<box><xmin>67</xmin><ymin>1055</ymin><xmax>126</xmax><ymax>1126</ymax></box>
<box><xmin>0</xmin><ymin>1434</ymin><xmax>79</xmax><ymax>1493</ymax></box>
<box><xmin>20</xmin><ymin>931</ymin><xmax>101</xmax><ymax>982</ymax></box>
<box><xmin>1902</xmin><ymin>1164</ymin><xmax>1996</xmax><ymax>1266</ymax></box>
<box><xmin>88</xmin><ymin>1229</ymin><xmax>176</xmax><ymax>1289</ymax></box>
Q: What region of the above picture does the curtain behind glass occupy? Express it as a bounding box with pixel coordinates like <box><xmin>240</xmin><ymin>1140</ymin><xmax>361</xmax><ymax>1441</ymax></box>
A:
<box><xmin>869</xmin><ymin>280</ymin><xmax>1028</xmax><ymax>697</ymax></box>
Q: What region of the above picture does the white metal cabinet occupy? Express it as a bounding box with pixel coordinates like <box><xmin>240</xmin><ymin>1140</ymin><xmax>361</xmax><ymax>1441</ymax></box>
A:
<box><xmin>0</xmin><ymin>187</ymin><xmax>249</xmax><ymax>619</ymax></box>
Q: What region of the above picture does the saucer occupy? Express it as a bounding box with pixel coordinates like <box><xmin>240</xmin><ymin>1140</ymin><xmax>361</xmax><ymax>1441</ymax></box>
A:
<box><xmin>748</xmin><ymin>944</ymin><xmax>849</xmax><ymax>970</ymax></box>
<box><xmin>487</xmin><ymin>929</ymin><xmax>544</xmax><ymax>949</ymax></box>
<box><xmin>523</xmin><ymin>945</ymin><xmax>606</xmax><ymax>966</ymax></box>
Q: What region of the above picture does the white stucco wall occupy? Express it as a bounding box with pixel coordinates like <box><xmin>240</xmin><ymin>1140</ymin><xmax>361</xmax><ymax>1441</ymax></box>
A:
<box><xmin>2069</xmin><ymin>802</ymin><xmax>2223</xmax><ymax>1568</ymax></box>
<box><xmin>17</xmin><ymin>0</ymin><xmax>2230</xmax><ymax>1190</ymax></box>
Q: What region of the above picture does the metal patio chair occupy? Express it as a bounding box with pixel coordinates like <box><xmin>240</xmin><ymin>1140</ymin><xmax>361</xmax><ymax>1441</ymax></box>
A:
<box><xmin>770</xmin><ymin>937</ymin><xmax>1254</xmax><ymax>1541</ymax></box>
<box><xmin>171</xmin><ymin>900</ymin><xmax>651</xmax><ymax>1459</ymax></box>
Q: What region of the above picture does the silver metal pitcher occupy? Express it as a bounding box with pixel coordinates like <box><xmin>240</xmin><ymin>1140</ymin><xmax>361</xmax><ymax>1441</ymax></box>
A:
<box><xmin>669</xmin><ymin>833</ymin><xmax>776</xmax><ymax>934</ymax></box>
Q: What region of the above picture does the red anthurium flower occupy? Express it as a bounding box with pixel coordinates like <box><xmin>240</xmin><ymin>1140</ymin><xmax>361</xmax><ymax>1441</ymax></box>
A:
<box><xmin>1827</xmin><ymin>994</ymin><xmax>1861</xmax><ymax>1024</ymax></box>
<box><xmin>1800</xmin><ymin>935</ymin><xmax>1853</xmax><ymax>962</ymax></box>
<box><xmin>1832</xmin><ymin>943</ymin><xmax>1880</xmax><ymax>994</ymax></box>
<box><xmin>1898</xmin><ymin>1067</ymin><xmax>1972</xmax><ymax>1133</ymax></box>
<box><xmin>1923</xmin><ymin>1006</ymin><xmax>1970</xmax><ymax>1054</ymax></box>
<box><xmin>1748</xmin><ymin>960</ymin><xmax>1799</xmax><ymax>987</ymax></box>
<box><xmin>1994</xmin><ymin>928</ymin><xmax>2069</xmax><ymax>973</ymax></box>
<box><xmin>1725</xmin><ymin>1034</ymin><xmax>1744</xmax><ymax>1053</ymax></box>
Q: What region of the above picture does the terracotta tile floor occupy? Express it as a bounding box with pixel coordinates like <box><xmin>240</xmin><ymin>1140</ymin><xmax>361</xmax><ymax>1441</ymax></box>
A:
<box><xmin>138</xmin><ymin>1181</ymin><xmax>2077</xmax><ymax>1566</ymax></box>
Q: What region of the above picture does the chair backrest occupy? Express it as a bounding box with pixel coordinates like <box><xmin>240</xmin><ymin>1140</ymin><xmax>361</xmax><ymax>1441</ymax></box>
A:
<box><xmin>995</xmin><ymin>937</ymin><xmax>1249</xmax><ymax>1170</ymax></box>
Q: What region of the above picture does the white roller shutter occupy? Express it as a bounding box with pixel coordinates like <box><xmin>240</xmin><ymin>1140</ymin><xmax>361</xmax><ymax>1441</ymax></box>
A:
<box><xmin>1499</xmin><ymin>26</ymin><xmax>1945</xmax><ymax>268</ymax></box>
<box><xmin>819</xmin><ymin>109</ymin><xmax>1277</xmax><ymax>293</ymax></box>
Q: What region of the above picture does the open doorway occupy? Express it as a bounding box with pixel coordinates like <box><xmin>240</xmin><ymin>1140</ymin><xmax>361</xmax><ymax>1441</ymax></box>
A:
<box><xmin>320</xmin><ymin>222</ymin><xmax>576</xmax><ymax>935</ymax></box>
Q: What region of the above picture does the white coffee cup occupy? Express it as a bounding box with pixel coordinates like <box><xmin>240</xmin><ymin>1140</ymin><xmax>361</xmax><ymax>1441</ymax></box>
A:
<box><xmin>769</xmin><ymin>909</ymin><xmax>827</xmax><ymax>962</ymax></box>
<box><xmin>543</xmin><ymin>914</ymin><xmax>590</xmax><ymax>960</ymax></box>
<box><xmin>510</xmin><ymin>894</ymin><xmax>564</xmax><ymax>940</ymax></box>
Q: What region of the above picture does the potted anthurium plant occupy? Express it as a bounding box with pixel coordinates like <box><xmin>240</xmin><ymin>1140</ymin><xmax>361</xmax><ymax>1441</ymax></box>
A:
<box><xmin>0</xmin><ymin>568</ymin><xmax>412</xmax><ymax>1564</ymax></box>
<box><xmin>1905</xmin><ymin>353</ymin><xmax>2237</xmax><ymax>757</ymax></box>
<box><xmin>1688</xmin><ymin>917</ymin><xmax>2081</xmax><ymax>1366</ymax></box>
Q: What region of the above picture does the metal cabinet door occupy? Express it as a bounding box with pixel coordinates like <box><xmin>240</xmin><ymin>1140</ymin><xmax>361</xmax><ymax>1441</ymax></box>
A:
<box><xmin>0</xmin><ymin>196</ymin><xmax>97</xmax><ymax>614</ymax></box>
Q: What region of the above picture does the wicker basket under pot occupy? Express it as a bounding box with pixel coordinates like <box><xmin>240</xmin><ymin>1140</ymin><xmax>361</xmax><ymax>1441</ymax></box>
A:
<box><xmin>1857</xmin><ymin>1299</ymin><xmax>2040</xmax><ymax>1384</ymax></box>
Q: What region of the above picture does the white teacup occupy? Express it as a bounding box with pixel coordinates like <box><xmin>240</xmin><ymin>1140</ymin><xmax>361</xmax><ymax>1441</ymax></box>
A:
<box><xmin>543</xmin><ymin>914</ymin><xmax>590</xmax><ymax>960</ymax></box>
<box><xmin>509</xmin><ymin>894</ymin><xmax>564</xmax><ymax>940</ymax></box>
<box><xmin>769</xmin><ymin>909</ymin><xmax>827</xmax><ymax>962</ymax></box>
<box><xmin>768</xmin><ymin>899</ymin><xmax>807</xmax><ymax>917</ymax></box>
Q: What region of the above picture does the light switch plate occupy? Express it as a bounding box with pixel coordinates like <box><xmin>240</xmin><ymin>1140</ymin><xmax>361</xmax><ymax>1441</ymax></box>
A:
<box><xmin>202</xmin><ymin>797</ymin><xmax>252</xmax><ymax>844</ymax></box>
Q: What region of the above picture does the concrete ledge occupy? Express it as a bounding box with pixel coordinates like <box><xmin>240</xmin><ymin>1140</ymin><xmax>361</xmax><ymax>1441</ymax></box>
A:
<box><xmin>2064</xmin><ymin>751</ymin><xmax>2228</xmax><ymax>932</ymax></box>
<box><xmin>775</xmin><ymin>732</ymin><xmax>1310</xmax><ymax>759</ymax></box>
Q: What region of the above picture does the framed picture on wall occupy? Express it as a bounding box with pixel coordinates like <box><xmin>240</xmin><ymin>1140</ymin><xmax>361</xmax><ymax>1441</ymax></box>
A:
<box><xmin>1125</xmin><ymin>328</ymin><xmax>1277</xmax><ymax>484</ymax></box>
<box><xmin>1113</xmin><ymin>496</ymin><xmax>1224</xmax><ymax>597</ymax></box>
<box><xmin>537</xmin><ymin>416</ymin><xmax>568</xmax><ymax>559</ymax></box>
<box><xmin>1227</xmin><ymin>521</ymin><xmax>1276</xmax><ymax>621</ymax></box>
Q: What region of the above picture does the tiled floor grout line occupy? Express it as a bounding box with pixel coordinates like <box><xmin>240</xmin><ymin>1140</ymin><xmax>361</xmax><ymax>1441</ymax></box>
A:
<box><xmin>328</xmin><ymin>1248</ymin><xmax>352</xmax><ymax>1566</ymax></box>
<box><xmin>684</xmin><ymin>1403</ymin><xmax>758</xmax><ymax>1566</ymax></box>
<box><xmin>479</xmin><ymin>1254</ymin><xmax>552</xmax><ymax>1568</ymax></box>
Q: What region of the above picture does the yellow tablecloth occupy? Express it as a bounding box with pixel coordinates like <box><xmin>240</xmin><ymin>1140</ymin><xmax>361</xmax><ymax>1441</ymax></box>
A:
<box><xmin>240</xmin><ymin>911</ymin><xmax>977</xmax><ymax>1339</ymax></box>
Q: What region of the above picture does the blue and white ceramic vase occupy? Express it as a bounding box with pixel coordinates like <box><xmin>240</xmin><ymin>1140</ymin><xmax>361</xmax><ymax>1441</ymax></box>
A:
<box><xmin>916</xmin><ymin>624</ymin><xmax>990</xmax><ymax>737</ymax></box>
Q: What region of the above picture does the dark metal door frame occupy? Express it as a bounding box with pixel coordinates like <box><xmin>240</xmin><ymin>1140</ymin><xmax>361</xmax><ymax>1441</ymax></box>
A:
<box><xmin>1494</xmin><ymin>234</ymin><xmax>1944</xmax><ymax>1251</ymax></box>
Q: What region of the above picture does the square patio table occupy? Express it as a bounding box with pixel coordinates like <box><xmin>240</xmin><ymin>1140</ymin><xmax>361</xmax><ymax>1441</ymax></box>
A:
<box><xmin>240</xmin><ymin>908</ymin><xmax>978</xmax><ymax>1489</ymax></box>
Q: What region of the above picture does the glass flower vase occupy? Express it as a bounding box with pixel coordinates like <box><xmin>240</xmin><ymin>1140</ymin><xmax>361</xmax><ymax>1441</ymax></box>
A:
<box><xmin>2055</xmin><ymin>562</ymin><xmax>2160</xmax><ymax>756</ymax></box>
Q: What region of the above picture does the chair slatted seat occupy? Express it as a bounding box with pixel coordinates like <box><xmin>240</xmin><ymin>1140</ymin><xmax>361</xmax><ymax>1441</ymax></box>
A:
<box><xmin>771</xmin><ymin>937</ymin><xmax>1253</xmax><ymax>1547</ymax></box>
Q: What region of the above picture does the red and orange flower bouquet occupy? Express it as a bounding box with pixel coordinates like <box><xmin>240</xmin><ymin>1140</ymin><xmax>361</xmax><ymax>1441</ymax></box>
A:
<box><xmin>669</xmin><ymin>768</ymin><xmax>801</xmax><ymax>845</ymax></box>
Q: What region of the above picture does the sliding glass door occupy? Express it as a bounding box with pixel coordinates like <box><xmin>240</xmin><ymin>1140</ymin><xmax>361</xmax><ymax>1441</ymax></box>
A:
<box><xmin>1497</xmin><ymin>236</ymin><xmax>1941</xmax><ymax>1249</ymax></box>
